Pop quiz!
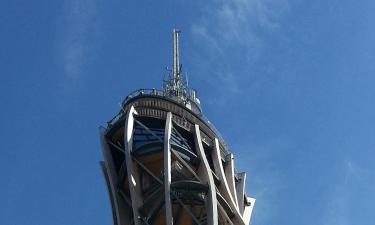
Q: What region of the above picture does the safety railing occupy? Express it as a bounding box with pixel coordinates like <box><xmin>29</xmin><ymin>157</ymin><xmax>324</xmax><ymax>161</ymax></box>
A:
<box><xmin>111</xmin><ymin>89</ymin><xmax>231</xmax><ymax>157</ymax></box>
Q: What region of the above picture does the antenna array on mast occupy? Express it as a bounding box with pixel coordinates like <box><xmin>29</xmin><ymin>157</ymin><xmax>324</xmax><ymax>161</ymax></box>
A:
<box><xmin>163</xmin><ymin>29</ymin><xmax>188</xmax><ymax>101</ymax></box>
<box><xmin>162</xmin><ymin>28</ymin><xmax>201</xmax><ymax>114</ymax></box>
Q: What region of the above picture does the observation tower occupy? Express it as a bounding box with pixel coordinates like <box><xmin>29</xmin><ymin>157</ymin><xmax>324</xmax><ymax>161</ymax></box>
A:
<box><xmin>99</xmin><ymin>29</ymin><xmax>255</xmax><ymax>225</ymax></box>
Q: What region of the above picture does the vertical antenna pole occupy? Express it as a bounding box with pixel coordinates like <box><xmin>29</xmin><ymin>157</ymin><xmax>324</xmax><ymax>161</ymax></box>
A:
<box><xmin>172</xmin><ymin>29</ymin><xmax>180</xmax><ymax>89</ymax></box>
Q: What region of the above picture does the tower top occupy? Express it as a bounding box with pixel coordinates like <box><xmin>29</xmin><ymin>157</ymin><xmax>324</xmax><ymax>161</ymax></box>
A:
<box><xmin>159</xmin><ymin>29</ymin><xmax>201</xmax><ymax>114</ymax></box>
<box><xmin>163</xmin><ymin>29</ymin><xmax>189</xmax><ymax>101</ymax></box>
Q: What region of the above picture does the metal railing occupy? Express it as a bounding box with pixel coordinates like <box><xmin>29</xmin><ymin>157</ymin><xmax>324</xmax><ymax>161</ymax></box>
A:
<box><xmin>121</xmin><ymin>89</ymin><xmax>230</xmax><ymax>155</ymax></box>
<box><xmin>123</xmin><ymin>88</ymin><xmax>202</xmax><ymax>114</ymax></box>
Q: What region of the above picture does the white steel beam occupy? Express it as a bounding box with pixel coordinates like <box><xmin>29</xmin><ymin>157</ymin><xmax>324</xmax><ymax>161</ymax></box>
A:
<box><xmin>217</xmin><ymin>202</ymin><xmax>235</xmax><ymax>225</ymax></box>
<box><xmin>212</xmin><ymin>139</ymin><xmax>246</xmax><ymax>225</ymax></box>
<box><xmin>236</xmin><ymin>172</ymin><xmax>246</xmax><ymax>214</ymax></box>
<box><xmin>164</xmin><ymin>112</ymin><xmax>173</xmax><ymax>224</ymax></box>
<box><xmin>99</xmin><ymin>127</ymin><xmax>130</xmax><ymax>225</ymax></box>
<box><xmin>123</xmin><ymin>106</ymin><xmax>142</xmax><ymax>225</ymax></box>
<box><xmin>243</xmin><ymin>197</ymin><xmax>256</xmax><ymax>225</ymax></box>
<box><xmin>224</xmin><ymin>153</ymin><xmax>239</xmax><ymax>208</ymax></box>
<box><xmin>194</xmin><ymin>125</ymin><xmax>218</xmax><ymax>225</ymax></box>
<box><xmin>99</xmin><ymin>161</ymin><xmax>120</xmax><ymax>225</ymax></box>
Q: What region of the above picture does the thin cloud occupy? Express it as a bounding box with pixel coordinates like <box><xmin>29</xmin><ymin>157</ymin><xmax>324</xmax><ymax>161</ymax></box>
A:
<box><xmin>59</xmin><ymin>0</ymin><xmax>100</xmax><ymax>82</ymax></box>
<box><xmin>192</xmin><ymin>0</ymin><xmax>290</xmax><ymax>51</ymax></box>
<box><xmin>322</xmin><ymin>160</ymin><xmax>365</xmax><ymax>225</ymax></box>
<box><xmin>190</xmin><ymin>0</ymin><xmax>290</xmax><ymax>100</ymax></box>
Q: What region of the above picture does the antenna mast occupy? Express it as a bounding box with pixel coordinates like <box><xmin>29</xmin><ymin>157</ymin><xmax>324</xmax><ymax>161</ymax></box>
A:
<box><xmin>164</xmin><ymin>28</ymin><xmax>187</xmax><ymax>100</ymax></box>
<box><xmin>173</xmin><ymin>28</ymin><xmax>180</xmax><ymax>85</ymax></box>
<box><xmin>160</xmin><ymin>29</ymin><xmax>202</xmax><ymax>113</ymax></box>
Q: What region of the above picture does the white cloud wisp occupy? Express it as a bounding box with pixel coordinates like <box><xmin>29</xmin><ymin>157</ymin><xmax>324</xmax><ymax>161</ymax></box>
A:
<box><xmin>190</xmin><ymin>0</ymin><xmax>290</xmax><ymax>99</ymax></box>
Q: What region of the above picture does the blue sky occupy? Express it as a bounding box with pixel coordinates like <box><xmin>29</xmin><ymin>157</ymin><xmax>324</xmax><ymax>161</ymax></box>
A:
<box><xmin>1</xmin><ymin>0</ymin><xmax>374</xmax><ymax>225</ymax></box>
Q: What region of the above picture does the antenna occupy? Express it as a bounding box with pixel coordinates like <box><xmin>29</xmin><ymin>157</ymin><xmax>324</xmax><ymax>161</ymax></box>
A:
<box><xmin>172</xmin><ymin>28</ymin><xmax>181</xmax><ymax>84</ymax></box>
<box><xmin>161</xmin><ymin>29</ymin><xmax>202</xmax><ymax>114</ymax></box>
<box><xmin>164</xmin><ymin>28</ymin><xmax>187</xmax><ymax>100</ymax></box>
<box><xmin>172</xmin><ymin>29</ymin><xmax>181</xmax><ymax>92</ymax></box>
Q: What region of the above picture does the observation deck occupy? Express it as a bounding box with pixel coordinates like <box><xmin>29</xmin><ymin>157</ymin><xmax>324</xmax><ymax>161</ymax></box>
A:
<box><xmin>106</xmin><ymin>88</ymin><xmax>230</xmax><ymax>160</ymax></box>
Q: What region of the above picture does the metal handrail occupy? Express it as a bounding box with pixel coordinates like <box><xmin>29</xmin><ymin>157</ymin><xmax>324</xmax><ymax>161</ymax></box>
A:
<box><xmin>123</xmin><ymin>88</ymin><xmax>202</xmax><ymax>114</ymax></box>
<box><xmin>120</xmin><ymin>89</ymin><xmax>230</xmax><ymax>154</ymax></box>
